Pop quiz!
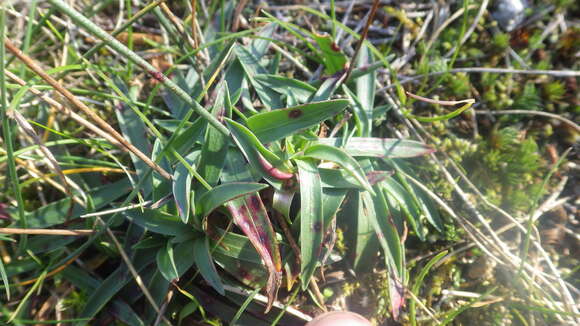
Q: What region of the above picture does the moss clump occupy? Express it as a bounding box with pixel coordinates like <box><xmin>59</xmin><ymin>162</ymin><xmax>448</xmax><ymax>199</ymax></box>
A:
<box><xmin>462</xmin><ymin>127</ymin><xmax>544</xmax><ymax>212</ymax></box>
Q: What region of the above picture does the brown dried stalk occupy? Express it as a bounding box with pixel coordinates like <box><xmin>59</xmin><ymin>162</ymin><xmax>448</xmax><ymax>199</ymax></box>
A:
<box><xmin>5</xmin><ymin>39</ymin><xmax>172</xmax><ymax>180</ymax></box>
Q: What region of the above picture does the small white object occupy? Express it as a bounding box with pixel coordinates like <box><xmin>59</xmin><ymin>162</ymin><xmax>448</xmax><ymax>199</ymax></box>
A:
<box><xmin>492</xmin><ymin>0</ymin><xmax>527</xmax><ymax>31</ymax></box>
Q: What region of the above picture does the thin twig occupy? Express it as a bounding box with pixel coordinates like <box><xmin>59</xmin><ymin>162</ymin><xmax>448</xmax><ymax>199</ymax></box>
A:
<box><xmin>222</xmin><ymin>284</ymin><xmax>313</xmax><ymax>321</ymax></box>
<box><xmin>232</xmin><ymin>0</ymin><xmax>249</xmax><ymax>32</ymax></box>
<box><xmin>343</xmin><ymin>0</ymin><xmax>380</xmax><ymax>82</ymax></box>
<box><xmin>8</xmin><ymin>109</ymin><xmax>79</xmax><ymax>203</ymax></box>
<box><xmin>159</xmin><ymin>2</ymin><xmax>197</xmax><ymax>50</ymax></box>
<box><xmin>406</xmin><ymin>91</ymin><xmax>475</xmax><ymax>106</ymax></box>
<box><xmin>14</xmin><ymin>157</ymin><xmax>86</xmax><ymax>207</ymax></box>
<box><xmin>270</xmin><ymin>43</ymin><xmax>312</xmax><ymax>79</ymax></box>
<box><xmin>407</xmin><ymin>290</ymin><xmax>441</xmax><ymax>324</ymax></box>
<box><xmin>80</xmin><ymin>201</ymin><xmax>152</xmax><ymax>218</ymax></box>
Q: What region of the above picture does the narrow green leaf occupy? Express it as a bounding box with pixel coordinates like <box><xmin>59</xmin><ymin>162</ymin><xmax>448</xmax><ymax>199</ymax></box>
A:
<box><xmin>0</xmin><ymin>251</ymin><xmax>8</xmax><ymax>299</ymax></box>
<box><xmin>197</xmin><ymin>83</ymin><xmax>230</xmax><ymax>186</ymax></box>
<box><xmin>355</xmin><ymin>44</ymin><xmax>375</xmax><ymax>136</ymax></box>
<box><xmin>382</xmin><ymin>178</ymin><xmax>425</xmax><ymax>241</ymax></box>
<box><xmin>362</xmin><ymin>187</ymin><xmax>404</xmax><ymax>277</ymax></box>
<box><xmin>410</xmin><ymin>251</ymin><xmax>448</xmax><ymax>326</ymax></box>
<box><xmin>247</xmin><ymin>99</ymin><xmax>349</xmax><ymax>143</ymax></box>
<box><xmin>319</xmin><ymin>188</ymin><xmax>347</xmax><ymax>263</ymax></box>
<box><xmin>412</xmin><ymin>184</ymin><xmax>443</xmax><ymax>232</ymax></box>
<box><xmin>230</xmin><ymin>287</ymin><xmax>261</xmax><ymax>325</ymax></box>
<box><xmin>123</xmin><ymin>209</ymin><xmax>192</xmax><ymax>237</ymax></box>
<box><xmin>272</xmin><ymin>189</ymin><xmax>295</xmax><ymax>221</ymax></box>
<box><xmin>197</xmin><ymin>182</ymin><xmax>268</xmax><ymax>217</ymax></box>
<box><xmin>154</xmin><ymin>119</ymin><xmax>194</xmax><ymax>132</ymax></box>
<box><xmin>174</xmin><ymin>239</ymin><xmax>196</xmax><ymax>277</ymax></box>
<box><xmin>77</xmin><ymin>254</ymin><xmax>155</xmax><ymax>325</ymax></box>
<box><xmin>114</xmin><ymin>80</ymin><xmax>153</xmax><ymax>194</ymax></box>
<box><xmin>221</xmin><ymin>148</ymin><xmax>260</xmax><ymax>183</ymax></box>
<box><xmin>156</xmin><ymin>240</ymin><xmax>179</xmax><ymax>281</ymax></box>
<box><xmin>302</xmin><ymin>144</ymin><xmax>375</xmax><ymax>195</ymax></box>
<box><xmin>235</xmin><ymin>44</ymin><xmax>283</xmax><ymax>109</ymax></box>
<box><xmin>311</xmin><ymin>75</ymin><xmax>344</xmax><ymax>102</ymax></box>
<box><xmin>404</xmin><ymin>100</ymin><xmax>475</xmax><ymax>122</ymax></box>
<box><xmin>162</xmin><ymin>118</ymin><xmax>206</xmax><ymax>156</ymax></box>
<box><xmin>173</xmin><ymin>152</ymin><xmax>198</xmax><ymax>223</ymax></box>
<box><xmin>251</xmin><ymin>23</ymin><xmax>277</xmax><ymax>56</ymax></box>
<box><xmin>141</xmin><ymin>269</ymin><xmax>169</xmax><ymax>324</ymax></box>
<box><xmin>340</xmin><ymin>191</ymin><xmax>379</xmax><ymax>273</ymax></box>
<box><xmin>225</xmin><ymin>118</ymin><xmax>288</xmax><ymax>189</ymax></box>
<box><xmin>59</xmin><ymin>266</ymin><xmax>145</xmax><ymax>326</ymax></box>
<box><xmin>151</xmin><ymin>138</ymin><xmax>173</xmax><ymax>202</ymax></box>
<box><xmin>343</xmin><ymin>85</ymin><xmax>371</xmax><ymax>137</ymax></box>
<box><xmin>296</xmin><ymin>159</ymin><xmax>323</xmax><ymax>289</ymax></box>
<box><xmin>212</xmin><ymin>229</ymin><xmax>263</xmax><ymax>264</ymax></box>
<box><xmin>387</xmin><ymin>159</ymin><xmax>443</xmax><ymax>231</ymax></box>
<box><xmin>322</xmin><ymin>188</ymin><xmax>347</xmax><ymax>230</ymax></box>
<box><xmin>319</xmin><ymin>168</ymin><xmax>367</xmax><ymax>189</ymax></box>
<box><xmin>254</xmin><ymin>74</ymin><xmax>316</xmax><ymax>103</ymax></box>
<box><xmin>160</xmin><ymin>69</ymin><xmax>197</xmax><ymax>120</ymax></box>
<box><xmin>225</xmin><ymin>59</ymin><xmax>245</xmax><ymax>105</ymax></box>
<box><xmin>178</xmin><ymin>301</ymin><xmax>199</xmax><ymax>326</ymax></box>
<box><xmin>314</xmin><ymin>137</ymin><xmax>435</xmax><ymax>158</ymax></box>
<box><xmin>318</xmin><ymin>157</ymin><xmax>378</xmax><ymax>189</ymax></box>
<box><xmin>193</xmin><ymin>237</ymin><xmax>225</xmax><ymax>295</ymax></box>
<box><xmin>225</xmin><ymin>118</ymin><xmax>284</xmax><ymax>165</ymax></box>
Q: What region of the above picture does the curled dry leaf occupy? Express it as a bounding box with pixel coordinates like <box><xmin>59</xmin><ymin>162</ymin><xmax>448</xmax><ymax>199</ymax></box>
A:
<box><xmin>226</xmin><ymin>194</ymin><xmax>282</xmax><ymax>312</ymax></box>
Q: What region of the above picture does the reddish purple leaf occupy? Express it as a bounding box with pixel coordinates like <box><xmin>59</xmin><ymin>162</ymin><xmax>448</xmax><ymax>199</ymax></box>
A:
<box><xmin>226</xmin><ymin>194</ymin><xmax>282</xmax><ymax>312</ymax></box>
<box><xmin>0</xmin><ymin>203</ymin><xmax>11</xmax><ymax>220</ymax></box>
<box><xmin>389</xmin><ymin>273</ymin><xmax>405</xmax><ymax>320</ymax></box>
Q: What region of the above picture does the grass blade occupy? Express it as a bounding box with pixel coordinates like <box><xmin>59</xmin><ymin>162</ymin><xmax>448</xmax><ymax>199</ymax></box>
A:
<box><xmin>173</xmin><ymin>152</ymin><xmax>198</xmax><ymax>223</ymax></box>
<box><xmin>314</xmin><ymin>137</ymin><xmax>435</xmax><ymax>158</ymax></box>
<box><xmin>254</xmin><ymin>74</ymin><xmax>316</xmax><ymax>104</ymax></box>
<box><xmin>193</xmin><ymin>237</ymin><xmax>225</xmax><ymax>295</ymax></box>
<box><xmin>295</xmin><ymin>159</ymin><xmax>323</xmax><ymax>289</ymax></box>
<box><xmin>156</xmin><ymin>240</ymin><xmax>179</xmax><ymax>281</ymax></box>
<box><xmin>197</xmin><ymin>83</ymin><xmax>230</xmax><ymax>186</ymax></box>
<box><xmin>247</xmin><ymin>99</ymin><xmax>349</xmax><ymax>143</ymax></box>
<box><xmin>197</xmin><ymin>182</ymin><xmax>269</xmax><ymax>218</ymax></box>
<box><xmin>123</xmin><ymin>209</ymin><xmax>192</xmax><ymax>237</ymax></box>
<box><xmin>355</xmin><ymin>44</ymin><xmax>375</xmax><ymax>136</ymax></box>
<box><xmin>302</xmin><ymin>144</ymin><xmax>375</xmax><ymax>195</ymax></box>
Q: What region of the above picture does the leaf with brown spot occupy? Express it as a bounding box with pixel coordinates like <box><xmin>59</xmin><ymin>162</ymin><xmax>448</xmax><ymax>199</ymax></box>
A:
<box><xmin>312</xmin><ymin>33</ymin><xmax>348</xmax><ymax>74</ymax></box>
<box><xmin>246</xmin><ymin>100</ymin><xmax>349</xmax><ymax>143</ymax></box>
